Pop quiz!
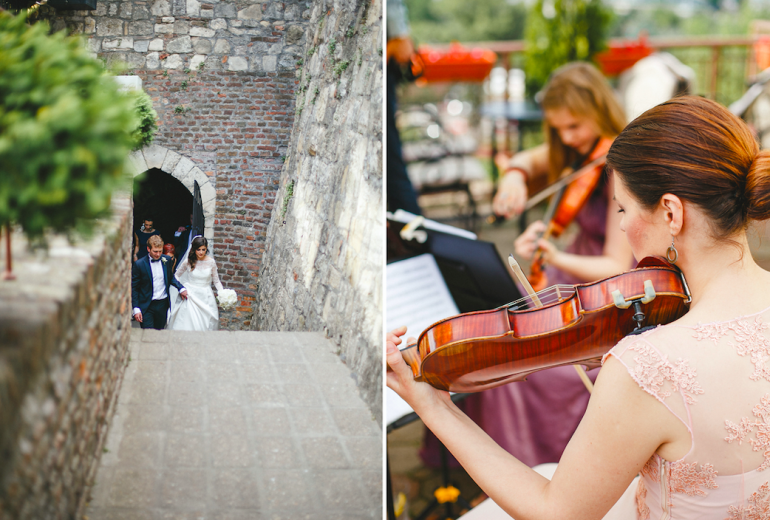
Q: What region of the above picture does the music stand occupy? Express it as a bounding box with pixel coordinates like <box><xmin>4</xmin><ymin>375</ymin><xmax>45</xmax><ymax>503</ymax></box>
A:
<box><xmin>387</xmin><ymin>219</ymin><xmax>522</xmax><ymax>312</ymax></box>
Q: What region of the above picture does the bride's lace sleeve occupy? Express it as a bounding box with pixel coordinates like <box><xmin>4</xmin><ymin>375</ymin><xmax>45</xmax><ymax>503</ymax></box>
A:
<box><xmin>176</xmin><ymin>258</ymin><xmax>190</xmax><ymax>278</ymax></box>
<box><xmin>211</xmin><ymin>258</ymin><xmax>224</xmax><ymax>292</ymax></box>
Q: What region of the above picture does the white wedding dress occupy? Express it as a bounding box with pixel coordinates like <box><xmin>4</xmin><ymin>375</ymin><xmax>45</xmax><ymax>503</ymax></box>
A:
<box><xmin>167</xmin><ymin>256</ymin><xmax>223</xmax><ymax>331</ymax></box>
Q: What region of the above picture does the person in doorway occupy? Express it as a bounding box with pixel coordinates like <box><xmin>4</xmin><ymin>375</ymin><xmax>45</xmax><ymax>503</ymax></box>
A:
<box><xmin>174</xmin><ymin>213</ymin><xmax>193</xmax><ymax>266</ymax></box>
<box><xmin>167</xmin><ymin>236</ymin><xmax>226</xmax><ymax>331</ymax></box>
<box><xmin>163</xmin><ymin>243</ymin><xmax>177</xmax><ymax>273</ymax></box>
<box><xmin>134</xmin><ymin>216</ymin><xmax>161</xmax><ymax>262</ymax></box>
<box><xmin>390</xmin><ymin>95</ymin><xmax>770</xmax><ymax>519</ymax></box>
<box><xmin>132</xmin><ymin>235</ymin><xmax>187</xmax><ymax>330</ymax></box>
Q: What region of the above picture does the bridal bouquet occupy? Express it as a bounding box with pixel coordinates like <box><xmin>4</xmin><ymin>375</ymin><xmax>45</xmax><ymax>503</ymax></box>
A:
<box><xmin>217</xmin><ymin>289</ymin><xmax>238</xmax><ymax>310</ymax></box>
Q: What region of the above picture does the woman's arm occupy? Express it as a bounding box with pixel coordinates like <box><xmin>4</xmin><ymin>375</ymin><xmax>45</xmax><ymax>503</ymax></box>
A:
<box><xmin>494</xmin><ymin>144</ymin><xmax>550</xmax><ymax>218</ymax></box>
<box><xmin>387</xmin><ymin>331</ymin><xmax>681</xmax><ymax>520</ymax></box>
<box><xmin>543</xmin><ymin>174</ymin><xmax>634</xmax><ymax>282</ymax></box>
<box><xmin>175</xmin><ymin>258</ymin><xmax>189</xmax><ymax>278</ymax></box>
<box><xmin>210</xmin><ymin>258</ymin><xmax>224</xmax><ymax>292</ymax></box>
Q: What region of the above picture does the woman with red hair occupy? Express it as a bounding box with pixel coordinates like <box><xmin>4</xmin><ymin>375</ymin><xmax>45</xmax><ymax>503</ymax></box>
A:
<box><xmin>390</xmin><ymin>96</ymin><xmax>770</xmax><ymax>519</ymax></box>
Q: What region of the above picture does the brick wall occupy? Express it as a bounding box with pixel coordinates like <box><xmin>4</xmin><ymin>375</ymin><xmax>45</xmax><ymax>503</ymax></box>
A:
<box><xmin>137</xmin><ymin>69</ymin><xmax>297</xmax><ymax>328</ymax></box>
<box><xmin>0</xmin><ymin>195</ymin><xmax>133</xmax><ymax>519</ymax></box>
<box><xmin>39</xmin><ymin>0</ymin><xmax>310</xmax><ymax>329</ymax></box>
<box><xmin>253</xmin><ymin>0</ymin><xmax>384</xmax><ymax>420</ymax></box>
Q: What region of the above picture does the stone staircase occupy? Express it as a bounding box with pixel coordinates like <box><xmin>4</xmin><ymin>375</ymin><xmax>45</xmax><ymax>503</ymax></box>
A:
<box><xmin>84</xmin><ymin>329</ymin><xmax>381</xmax><ymax>519</ymax></box>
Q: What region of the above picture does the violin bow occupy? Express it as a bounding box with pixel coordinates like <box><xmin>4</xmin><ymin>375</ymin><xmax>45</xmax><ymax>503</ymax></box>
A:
<box><xmin>507</xmin><ymin>255</ymin><xmax>594</xmax><ymax>394</ymax></box>
<box><xmin>522</xmin><ymin>154</ymin><xmax>608</xmax><ymax>213</ymax></box>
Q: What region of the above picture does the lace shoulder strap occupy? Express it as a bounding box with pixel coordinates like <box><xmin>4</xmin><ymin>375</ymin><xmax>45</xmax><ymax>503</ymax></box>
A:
<box><xmin>603</xmin><ymin>329</ymin><xmax>703</xmax><ymax>426</ymax></box>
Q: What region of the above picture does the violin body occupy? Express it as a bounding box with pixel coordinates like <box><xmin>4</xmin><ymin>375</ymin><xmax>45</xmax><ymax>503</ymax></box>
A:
<box><xmin>528</xmin><ymin>137</ymin><xmax>614</xmax><ymax>291</ymax></box>
<box><xmin>399</xmin><ymin>257</ymin><xmax>691</xmax><ymax>393</ymax></box>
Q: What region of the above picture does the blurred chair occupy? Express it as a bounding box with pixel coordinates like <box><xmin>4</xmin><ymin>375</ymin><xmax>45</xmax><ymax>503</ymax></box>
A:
<box><xmin>398</xmin><ymin>103</ymin><xmax>485</xmax><ymax>232</ymax></box>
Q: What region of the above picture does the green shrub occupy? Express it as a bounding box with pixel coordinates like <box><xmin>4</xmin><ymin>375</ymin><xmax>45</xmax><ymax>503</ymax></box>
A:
<box><xmin>524</xmin><ymin>0</ymin><xmax>612</xmax><ymax>96</ymax></box>
<box><xmin>131</xmin><ymin>90</ymin><xmax>158</xmax><ymax>151</ymax></box>
<box><xmin>0</xmin><ymin>12</ymin><xmax>139</xmax><ymax>240</ymax></box>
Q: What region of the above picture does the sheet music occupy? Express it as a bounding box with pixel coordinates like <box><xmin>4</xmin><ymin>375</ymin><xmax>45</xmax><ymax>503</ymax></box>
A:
<box><xmin>386</xmin><ymin>254</ymin><xmax>460</xmax><ymax>426</ymax></box>
<box><xmin>389</xmin><ymin>209</ymin><xmax>478</xmax><ymax>240</ymax></box>
<box><xmin>386</xmin><ymin>254</ymin><xmax>459</xmax><ymax>340</ymax></box>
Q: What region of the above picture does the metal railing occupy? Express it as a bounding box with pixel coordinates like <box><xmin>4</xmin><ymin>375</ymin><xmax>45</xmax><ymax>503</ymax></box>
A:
<box><xmin>431</xmin><ymin>35</ymin><xmax>758</xmax><ymax>107</ymax></box>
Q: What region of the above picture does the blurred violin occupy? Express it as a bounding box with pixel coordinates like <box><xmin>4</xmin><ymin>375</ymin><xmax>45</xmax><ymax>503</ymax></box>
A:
<box><xmin>528</xmin><ymin>137</ymin><xmax>613</xmax><ymax>291</ymax></box>
<box><xmin>394</xmin><ymin>256</ymin><xmax>691</xmax><ymax>393</ymax></box>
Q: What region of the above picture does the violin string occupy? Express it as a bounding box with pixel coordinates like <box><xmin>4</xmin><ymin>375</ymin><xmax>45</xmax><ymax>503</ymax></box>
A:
<box><xmin>506</xmin><ymin>285</ymin><xmax>575</xmax><ymax>310</ymax></box>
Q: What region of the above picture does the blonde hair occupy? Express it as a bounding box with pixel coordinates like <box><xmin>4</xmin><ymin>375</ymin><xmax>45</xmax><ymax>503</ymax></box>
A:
<box><xmin>147</xmin><ymin>235</ymin><xmax>164</xmax><ymax>249</ymax></box>
<box><xmin>541</xmin><ymin>62</ymin><xmax>626</xmax><ymax>181</ymax></box>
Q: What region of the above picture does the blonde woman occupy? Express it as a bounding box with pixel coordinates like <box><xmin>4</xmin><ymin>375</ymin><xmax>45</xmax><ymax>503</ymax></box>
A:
<box><xmin>422</xmin><ymin>63</ymin><xmax>634</xmax><ymax>469</ymax></box>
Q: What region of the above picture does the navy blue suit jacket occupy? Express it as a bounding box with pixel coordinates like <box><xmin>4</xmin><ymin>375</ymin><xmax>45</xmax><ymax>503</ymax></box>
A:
<box><xmin>131</xmin><ymin>255</ymin><xmax>185</xmax><ymax>314</ymax></box>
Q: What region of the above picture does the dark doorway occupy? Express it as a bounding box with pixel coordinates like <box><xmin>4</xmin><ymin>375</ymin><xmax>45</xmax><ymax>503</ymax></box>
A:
<box><xmin>132</xmin><ymin>169</ymin><xmax>194</xmax><ymax>247</ymax></box>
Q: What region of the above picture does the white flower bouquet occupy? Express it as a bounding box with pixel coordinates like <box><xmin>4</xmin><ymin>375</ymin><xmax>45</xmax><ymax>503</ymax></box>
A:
<box><xmin>217</xmin><ymin>288</ymin><xmax>238</xmax><ymax>310</ymax></box>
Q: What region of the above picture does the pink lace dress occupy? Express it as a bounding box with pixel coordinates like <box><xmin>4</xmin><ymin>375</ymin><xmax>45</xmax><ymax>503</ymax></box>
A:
<box><xmin>604</xmin><ymin>306</ymin><xmax>770</xmax><ymax>519</ymax></box>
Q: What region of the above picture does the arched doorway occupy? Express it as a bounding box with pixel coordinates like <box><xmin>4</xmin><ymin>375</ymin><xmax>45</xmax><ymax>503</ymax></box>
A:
<box><xmin>126</xmin><ymin>145</ymin><xmax>216</xmax><ymax>240</ymax></box>
<box><xmin>132</xmin><ymin>168</ymin><xmax>193</xmax><ymax>248</ymax></box>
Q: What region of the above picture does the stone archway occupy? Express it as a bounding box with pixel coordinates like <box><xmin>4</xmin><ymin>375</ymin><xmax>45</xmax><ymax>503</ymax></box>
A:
<box><xmin>126</xmin><ymin>145</ymin><xmax>215</xmax><ymax>240</ymax></box>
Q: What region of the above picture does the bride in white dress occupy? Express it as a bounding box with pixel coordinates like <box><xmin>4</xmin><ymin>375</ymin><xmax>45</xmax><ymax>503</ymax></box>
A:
<box><xmin>167</xmin><ymin>236</ymin><xmax>224</xmax><ymax>331</ymax></box>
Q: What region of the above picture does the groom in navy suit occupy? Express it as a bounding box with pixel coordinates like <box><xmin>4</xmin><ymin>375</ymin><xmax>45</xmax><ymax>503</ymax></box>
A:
<box><xmin>132</xmin><ymin>235</ymin><xmax>188</xmax><ymax>329</ymax></box>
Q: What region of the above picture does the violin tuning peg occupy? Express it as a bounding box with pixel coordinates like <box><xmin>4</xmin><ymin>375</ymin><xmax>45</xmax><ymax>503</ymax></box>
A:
<box><xmin>612</xmin><ymin>289</ymin><xmax>633</xmax><ymax>309</ymax></box>
<box><xmin>641</xmin><ymin>280</ymin><xmax>657</xmax><ymax>304</ymax></box>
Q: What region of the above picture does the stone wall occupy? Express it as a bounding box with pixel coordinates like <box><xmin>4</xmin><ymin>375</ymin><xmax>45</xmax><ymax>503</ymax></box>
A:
<box><xmin>39</xmin><ymin>0</ymin><xmax>311</xmax><ymax>329</ymax></box>
<box><xmin>0</xmin><ymin>195</ymin><xmax>133</xmax><ymax>519</ymax></box>
<box><xmin>253</xmin><ymin>0</ymin><xmax>383</xmax><ymax>421</ymax></box>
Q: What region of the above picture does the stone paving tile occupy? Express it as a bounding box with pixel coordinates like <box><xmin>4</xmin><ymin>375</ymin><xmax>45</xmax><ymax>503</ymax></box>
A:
<box><xmin>210</xmin><ymin>468</ymin><xmax>261</xmax><ymax>509</ymax></box>
<box><xmin>85</xmin><ymin>331</ymin><xmax>381</xmax><ymax>519</ymax></box>
<box><xmin>250</xmin><ymin>408</ymin><xmax>290</xmax><ymax>436</ymax></box>
<box><xmin>167</xmin><ymin>406</ymin><xmax>205</xmax><ymax>434</ymax></box>
<box><xmin>116</xmin><ymin>431</ymin><xmax>163</xmax><ymax>468</ymax></box>
<box><xmin>121</xmin><ymin>404</ymin><xmax>166</xmax><ymax>434</ymax></box>
<box><xmin>332</xmin><ymin>407</ymin><xmax>381</xmax><ymax>436</ymax></box>
<box><xmin>288</xmin><ymin>407</ymin><xmax>336</xmax><ymax>435</ymax></box>
<box><xmin>300</xmin><ymin>437</ymin><xmax>350</xmax><ymax>468</ymax></box>
<box><xmin>256</xmin><ymin>436</ymin><xmax>302</xmax><ymax>468</ymax></box>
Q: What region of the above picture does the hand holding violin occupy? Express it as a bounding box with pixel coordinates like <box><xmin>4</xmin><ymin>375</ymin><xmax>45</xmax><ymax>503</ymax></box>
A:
<box><xmin>514</xmin><ymin>220</ymin><xmax>558</xmax><ymax>263</ymax></box>
<box><xmin>386</xmin><ymin>326</ymin><xmax>452</xmax><ymax>416</ymax></box>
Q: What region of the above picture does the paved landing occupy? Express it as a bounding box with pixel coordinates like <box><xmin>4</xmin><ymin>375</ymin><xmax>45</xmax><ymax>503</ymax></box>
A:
<box><xmin>85</xmin><ymin>329</ymin><xmax>382</xmax><ymax>520</ymax></box>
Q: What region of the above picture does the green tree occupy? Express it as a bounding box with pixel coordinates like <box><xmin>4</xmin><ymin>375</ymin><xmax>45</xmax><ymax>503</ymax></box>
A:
<box><xmin>406</xmin><ymin>0</ymin><xmax>528</xmax><ymax>44</ymax></box>
<box><xmin>524</xmin><ymin>0</ymin><xmax>612</xmax><ymax>96</ymax></box>
<box><xmin>0</xmin><ymin>12</ymin><xmax>139</xmax><ymax>241</ymax></box>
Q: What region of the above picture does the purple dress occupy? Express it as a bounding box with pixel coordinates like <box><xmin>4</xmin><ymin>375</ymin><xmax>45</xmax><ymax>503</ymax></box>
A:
<box><xmin>420</xmin><ymin>179</ymin><xmax>610</xmax><ymax>468</ymax></box>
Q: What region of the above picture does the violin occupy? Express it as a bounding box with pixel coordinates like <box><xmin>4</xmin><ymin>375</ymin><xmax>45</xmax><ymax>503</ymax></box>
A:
<box><xmin>396</xmin><ymin>256</ymin><xmax>691</xmax><ymax>393</ymax></box>
<box><xmin>528</xmin><ymin>138</ymin><xmax>614</xmax><ymax>291</ymax></box>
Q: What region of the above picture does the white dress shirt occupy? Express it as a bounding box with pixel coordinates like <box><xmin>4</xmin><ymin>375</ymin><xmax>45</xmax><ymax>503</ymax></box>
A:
<box><xmin>149</xmin><ymin>258</ymin><xmax>168</xmax><ymax>300</ymax></box>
